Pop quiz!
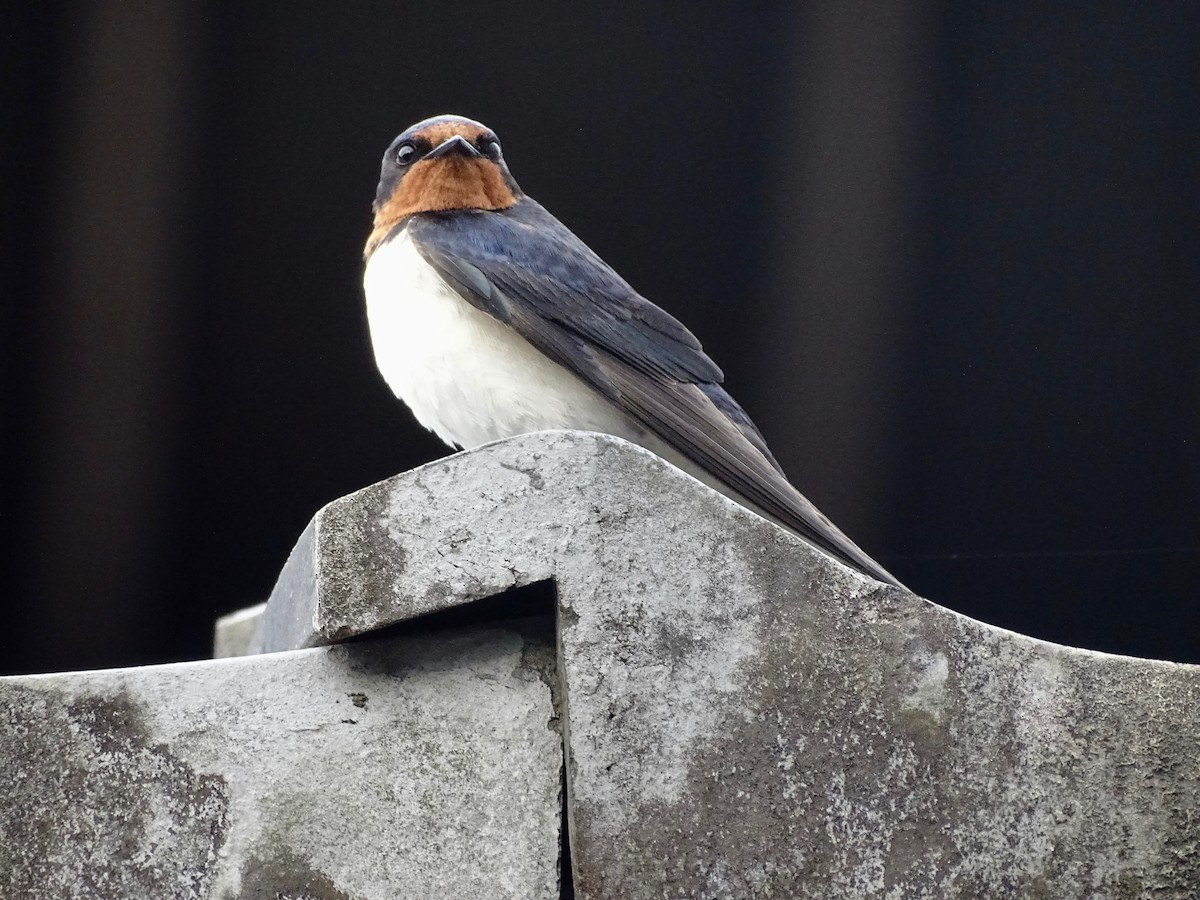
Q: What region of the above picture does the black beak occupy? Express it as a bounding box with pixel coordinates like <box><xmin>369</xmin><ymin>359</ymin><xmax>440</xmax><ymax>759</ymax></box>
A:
<box><xmin>426</xmin><ymin>135</ymin><xmax>482</xmax><ymax>160</ymax></box>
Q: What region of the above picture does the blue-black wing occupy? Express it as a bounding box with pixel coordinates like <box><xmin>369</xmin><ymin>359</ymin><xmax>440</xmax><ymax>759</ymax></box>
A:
<box><xmin>407</xmin><ymin>200</ymin><xmax>899</xmax><ymax>586</ymax></box>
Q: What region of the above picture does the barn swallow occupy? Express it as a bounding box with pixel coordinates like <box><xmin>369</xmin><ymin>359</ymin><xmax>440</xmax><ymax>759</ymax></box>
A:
<box><xmin>363</xmin><ymin>114</ymin><xmax>901</xmax><ymax>586</ymax></box>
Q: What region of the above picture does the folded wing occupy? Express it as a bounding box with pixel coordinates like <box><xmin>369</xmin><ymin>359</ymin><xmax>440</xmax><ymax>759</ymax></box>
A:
<box><xmin>409</xmin><ymin>202</ymin><xmax>900</xmax><ymax>586</ymax></box>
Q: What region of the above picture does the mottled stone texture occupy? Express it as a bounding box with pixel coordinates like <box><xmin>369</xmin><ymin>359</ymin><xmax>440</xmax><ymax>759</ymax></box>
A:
<box><xmin>0</xmin><ymin>622</ymin><xmax>562</xmax><ymax>900</ymax></box>
<box><xmin>6</xmin><ymin>431</ymin><xmax>1199</xmax><ymax>898</ymax></box>
<box><xmin>256</xmin><ymin>430</ymin><xmax>1200</xmax><ymax>899</ymax></box>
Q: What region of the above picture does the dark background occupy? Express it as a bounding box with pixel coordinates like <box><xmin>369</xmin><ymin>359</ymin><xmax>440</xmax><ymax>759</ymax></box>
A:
<box><xmin>3</xmin><ymin>3</ymin><xmax>1197</xmax><ymax>674</ymax></box>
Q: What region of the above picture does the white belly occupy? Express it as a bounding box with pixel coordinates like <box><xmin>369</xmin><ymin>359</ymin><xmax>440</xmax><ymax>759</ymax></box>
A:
<box><xmin>363</xmin><ymin>228</ymin><xmax>650</xmax><ymax>450</ymax></box>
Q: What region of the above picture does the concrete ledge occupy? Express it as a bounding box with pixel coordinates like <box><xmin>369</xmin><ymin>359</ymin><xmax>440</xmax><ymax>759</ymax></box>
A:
<box><xmin>10</xmin><ymin>431</ymin><xmax>1198</xmax><ymax>897</ymax></box>
<box><xmin>1</xmin><ymin>621</ymin><xmax>562</xmax><ymax>900</ymax></box>
<box><xmin>257</xmin><ymin>430</ymin><xmax>870</xmax><ymax>652</ymax></box>
<box><xmin>213</xmin><ymin>601</ymin><xmax>265</xmax><ymax>658</ymax></box>
<box><xmin>251</xmin><ymin>430</ymin><xmax>1200</xmax><ymax>898</ymax></box>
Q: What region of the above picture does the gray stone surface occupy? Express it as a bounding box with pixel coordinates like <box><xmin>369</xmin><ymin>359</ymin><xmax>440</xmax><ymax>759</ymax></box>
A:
<box><xmin>559</xmin><ymin>535</ymin><xmax>1200</xmax><ymax>899</ymax></box>
<box><xmin>254</xmin><ymin>430</ymin><xmax>1200</xmax><ymax>898</ymax></box>
<box><xmin>0</xmin><ymin>620</ymin><xmax>562</xmax><ymax>900</ymax></box>
<box><xmin>212</xmin><ymin>601</ymin><xmax>264</xmax><ymax>658</ymax></box>
<box><xmin>259</xmin><ymin>430</ymin><xmax>810</xmax><ymax>653</ymax></box>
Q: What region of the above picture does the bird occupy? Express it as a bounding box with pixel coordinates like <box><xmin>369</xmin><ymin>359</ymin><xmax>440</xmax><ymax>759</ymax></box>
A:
<box><xmin>362</xmin><ymin>114</ymin><xmax>901</xmax><ymax>587</ymax></box>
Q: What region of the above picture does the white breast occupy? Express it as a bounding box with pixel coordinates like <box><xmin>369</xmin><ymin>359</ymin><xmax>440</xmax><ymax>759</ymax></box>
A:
<box><xmin>363</xmin><ymin>227</ymin><xmax>648</xmax><ymax>450</ymax></box>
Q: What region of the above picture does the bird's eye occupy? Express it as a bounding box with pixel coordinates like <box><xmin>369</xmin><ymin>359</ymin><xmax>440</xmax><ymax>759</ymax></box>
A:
<box><xmin>485</xmin><ymin>138</ymin><xmax>502</xmax><ymax>157</ymax></box>
<box><xmin>396</xmin><ymin>142</ymin><xmax>418</xmax><ymax>165</ymax></box>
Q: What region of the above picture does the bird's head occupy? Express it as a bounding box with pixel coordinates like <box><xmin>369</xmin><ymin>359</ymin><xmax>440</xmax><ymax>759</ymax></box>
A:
<box><xmin>366</xmin><ymin>114</ymin><xmax>522</xmax><ymax>256</ymax></box>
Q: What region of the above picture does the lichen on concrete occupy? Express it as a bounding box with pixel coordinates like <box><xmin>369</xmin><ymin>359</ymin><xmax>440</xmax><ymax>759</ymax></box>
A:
<box><xmin>0</xmin><ymin>686</ymin><xmax>229</xmax><ymax>899</ymax></box>
<box><xmin>1</xmin><ymin>622</ymin><xmax>562</xmax><ymax>899</ymax></box>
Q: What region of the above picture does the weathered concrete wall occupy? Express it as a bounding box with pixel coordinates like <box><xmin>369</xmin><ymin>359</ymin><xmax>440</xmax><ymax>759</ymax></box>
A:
<box><xmin>5</xmin><ymin>431</ymin><xmax>1199</xmax><ymax>897</ymax></box>
<box><xmin>251</xmin><ymin>430</ymin><xmax>1200</xmax><ymax>899</ymax></box>
<box><xmin>0</xmin><ymin>621</ymin><xmax>562</xmax><ymax>900</ymax></box>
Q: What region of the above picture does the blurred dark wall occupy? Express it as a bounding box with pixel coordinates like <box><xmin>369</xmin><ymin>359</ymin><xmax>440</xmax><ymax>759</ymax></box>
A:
<box><xmin>3</xmin><ymin>2</ymin><xmax>1197</xmax><ymax>674</ymax></box>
